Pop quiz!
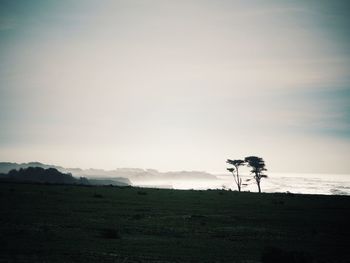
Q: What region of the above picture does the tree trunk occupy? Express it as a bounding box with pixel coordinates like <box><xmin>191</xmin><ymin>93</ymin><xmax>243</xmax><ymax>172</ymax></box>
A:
<box><xmin>237</xmin><ymin>173</ymin><xmax>241</xmax><ymax>192</ymax></box>
<box><xmin>256</xmin><ymin>172</ymin><xmax>261</xmax><ymax>193</ymax></box>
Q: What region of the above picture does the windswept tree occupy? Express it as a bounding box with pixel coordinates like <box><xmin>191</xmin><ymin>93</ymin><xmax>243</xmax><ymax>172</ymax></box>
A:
<box><xmin>244</xmin><ymin>156</ymin><xmax>267</xmax><ymax>193</ymax></box>
<box><xmin>226</xmin><ymin>159</ymin><xmax>245</xmax><ymax>192</ymax></box>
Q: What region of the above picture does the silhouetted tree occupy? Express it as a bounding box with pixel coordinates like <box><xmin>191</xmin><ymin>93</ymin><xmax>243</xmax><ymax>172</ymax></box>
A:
<box><xmin>226</xmin><ymin>159</ymin><xmax>245</xmax><ymax>192</ymax></box>
<box><xmin>244</xmin><ymin>156</ymin><xmax>267</xmax><ymax>193</ymax></box>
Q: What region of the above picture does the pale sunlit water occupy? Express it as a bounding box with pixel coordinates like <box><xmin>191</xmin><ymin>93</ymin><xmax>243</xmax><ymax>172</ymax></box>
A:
<box><xmin>133</xmin><ymin>173</ymin><xmax>350</xmax><ymax>195</ymax></box>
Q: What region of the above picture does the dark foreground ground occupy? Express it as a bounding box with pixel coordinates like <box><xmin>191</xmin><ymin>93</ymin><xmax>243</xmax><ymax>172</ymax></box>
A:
<box><xmin>0</xmin><ymin>183</ymin><xmax>349</xmax><ymax>263</ymax></box>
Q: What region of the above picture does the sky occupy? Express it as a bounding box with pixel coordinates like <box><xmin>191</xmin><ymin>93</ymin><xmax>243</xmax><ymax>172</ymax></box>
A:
<box><xmin>0</xmin><ymin>0</ymin><xmax>350</xmax><ymax>174</ymax></box>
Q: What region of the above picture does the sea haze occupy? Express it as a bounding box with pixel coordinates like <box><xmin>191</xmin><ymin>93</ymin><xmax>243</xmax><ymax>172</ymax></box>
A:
<box><xmin>0</xmin><ymin>162</ymin><xmax>348</xmax><ymax>195</ymax></box>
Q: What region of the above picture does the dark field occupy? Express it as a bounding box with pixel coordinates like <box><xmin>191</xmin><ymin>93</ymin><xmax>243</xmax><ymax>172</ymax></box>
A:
<box><xmin>0</xmin><ymin>183</ymin><xmax>349</xmax><ymax>263</ymax></box>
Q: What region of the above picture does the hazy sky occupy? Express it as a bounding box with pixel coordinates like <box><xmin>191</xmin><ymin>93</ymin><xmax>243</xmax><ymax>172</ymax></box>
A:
<box><xmin>0</xmin><ymin>0</ymin><xmax>350</xmax><ymax>174</ymax></box>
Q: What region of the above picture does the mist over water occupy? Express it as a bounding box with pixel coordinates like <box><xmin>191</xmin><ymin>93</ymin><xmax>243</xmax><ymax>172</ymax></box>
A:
<box><xmin>1</xmin><ymin>162</ymin><xmax>348</xmax><ymax>195</ymax></box>
<box><xmin>134</xmin><ymin>173</ymin><xmax>350</xmax><ymax>195</ymax></box>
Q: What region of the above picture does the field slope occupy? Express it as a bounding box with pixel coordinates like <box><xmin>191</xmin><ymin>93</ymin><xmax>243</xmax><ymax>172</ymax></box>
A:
<box><xmin>0</xmin><ymin>183</ymin><xmax>349</xmax><ymax>262</ymax></box>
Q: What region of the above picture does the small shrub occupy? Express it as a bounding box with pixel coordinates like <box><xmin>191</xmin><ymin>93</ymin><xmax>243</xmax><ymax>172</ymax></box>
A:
<box><xmin>100</xmin><ymin>228</ymin><xmax>121</xmax><ymax>239</ymax></box>
<box><xmin>272</xmin><ymin>199</ymin><xmax>285</xmax><ymax>205</ymax></box>
<box><xmin>93</xmin><ymin>193</ymin><xmax>103</xmax><ymax>198</ymax></box>
<box><xmin>137</xmin><ymin>191</ymin><xmax>147</xmax><ymax>195</ymax></box>
<box><xmin>286</xmin><ymin>191</ymin><xmax>295</xmax><ymax>197</ymax></box>
<box><xmin>261</xmin><ymin>246</ymin><xmax>313</xmax><ymax>263</ymax></box>
<box><xmin>132</xmin><ymin>214</ymin><xmax>145</xmax><ymax>220</ymax></box>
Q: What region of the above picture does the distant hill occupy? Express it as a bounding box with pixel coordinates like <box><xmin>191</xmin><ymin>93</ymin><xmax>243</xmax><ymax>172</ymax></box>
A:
<box><xmin>0</xmin><ymin>162</ymin><xmax>64</xmax><ymax>173</ymax></box>
<box><xmin>0</xmin><ymin>162</ymin><xmax>218</xmax><ymax>187</ymax></box>
<box><xmin>62</xmin><ymin>167</ymin><xmax>217</xmax><ymax>182</ymax></box>
<box><xmin>0</xmin><ymin>162</ymin><xmax>132</xmax><ymax>186</ymax></box>
<box><xmin>0</xmin><ymin>167</ymin><xmax>89</xmax><ymax>185</ymax></box>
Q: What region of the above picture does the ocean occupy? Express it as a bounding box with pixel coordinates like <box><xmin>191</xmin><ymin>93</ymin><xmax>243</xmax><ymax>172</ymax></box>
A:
<box><xmin>135</xmin><ymin>173</ymin><xmax>350</xmax><ymax>195</ymax></box>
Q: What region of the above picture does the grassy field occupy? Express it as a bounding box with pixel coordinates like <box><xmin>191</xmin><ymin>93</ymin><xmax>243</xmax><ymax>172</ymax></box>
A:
<box><xmin>0</xmin><ymin>183</ymin><xmax>349</xmax><ymax>263</ymax></box>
